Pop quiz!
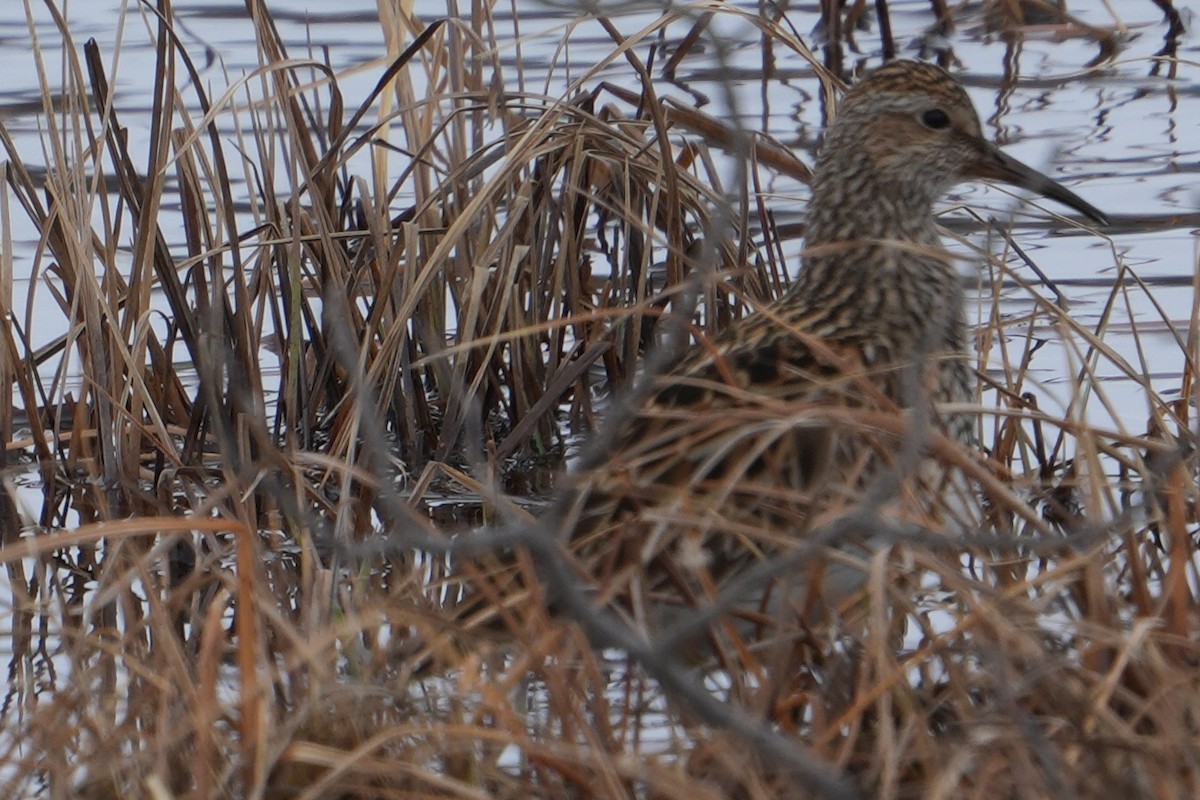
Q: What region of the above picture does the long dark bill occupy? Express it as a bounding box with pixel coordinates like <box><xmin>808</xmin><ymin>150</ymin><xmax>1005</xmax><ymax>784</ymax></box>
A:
<box><xmin>972</xmin><ymin>145</ymin><xmax>1108</xmax><ymax>226</ymax></box>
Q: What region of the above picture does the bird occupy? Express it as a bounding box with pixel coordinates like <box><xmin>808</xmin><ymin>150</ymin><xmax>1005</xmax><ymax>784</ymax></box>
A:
<box><xmin>534</xmin><ymin>60</ymin><xmax>1108</xmax><ymax>665</ymax></box>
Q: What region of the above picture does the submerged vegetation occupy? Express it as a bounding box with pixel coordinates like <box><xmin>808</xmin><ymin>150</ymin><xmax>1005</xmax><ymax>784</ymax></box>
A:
<box><xmin>0</xmin><ymin>1</ymin><xmax>1195</xmax><ymax>798</ymax></box>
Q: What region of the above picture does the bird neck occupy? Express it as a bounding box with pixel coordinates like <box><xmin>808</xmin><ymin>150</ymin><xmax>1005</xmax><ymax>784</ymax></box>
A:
<box><xmin>803</xmin><ymin>148</ymin><xmax>944</xmax><ymax>247</ymax></box>
<box><xmin>782</xmin><ymin>146</ymin><xmax>966</xmax><ymax>362</ymax></box>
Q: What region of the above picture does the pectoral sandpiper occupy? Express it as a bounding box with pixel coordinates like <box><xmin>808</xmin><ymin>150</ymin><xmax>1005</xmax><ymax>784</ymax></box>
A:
<box><xmin>553</xmin><ymin>60</ymin><xmax>1106</xmax><ymax>659</ymax></box>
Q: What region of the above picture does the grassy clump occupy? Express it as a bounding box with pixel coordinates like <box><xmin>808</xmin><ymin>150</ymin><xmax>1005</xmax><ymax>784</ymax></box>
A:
<box><xmin>0</xmin><ymin>2</ymin><xmax>1194</xmax><ymax>799</ymax></box>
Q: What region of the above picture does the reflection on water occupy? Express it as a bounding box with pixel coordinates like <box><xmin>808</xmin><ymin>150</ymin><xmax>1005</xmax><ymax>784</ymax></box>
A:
<box><xmin>0</xmin><ymin>5</ymin><xmax>1192</xmax><ymax>796</ymax></box>
<box><xmin>1</xmin><ymin>1</ymin><xmax>1192</xmax><ymax>405</ymax></box>
<box><xmin>0</xmin><ymin>2</ymin><xmax>1193</xmax><ymax>519</ymax></box>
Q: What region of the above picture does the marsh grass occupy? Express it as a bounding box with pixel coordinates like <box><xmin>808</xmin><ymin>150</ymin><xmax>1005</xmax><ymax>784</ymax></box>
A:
<box><xmin>0</xmin><ymin>1</ymin><xmax>1195</xmax><ymax>799</ymax></box>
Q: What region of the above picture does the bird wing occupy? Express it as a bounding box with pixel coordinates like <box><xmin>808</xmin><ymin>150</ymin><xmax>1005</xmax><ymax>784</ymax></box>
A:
<box><xmin>557</xmin><ymin>321</ymin><xmax>914</xmax><ymax>622</ymax></box>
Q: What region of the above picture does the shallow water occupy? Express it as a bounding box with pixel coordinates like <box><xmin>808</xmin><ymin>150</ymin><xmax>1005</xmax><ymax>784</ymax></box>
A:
<box><xmin>0</xmin><ymin>4</ymin><xmax>1193</xmax><ymax>792</ymax></box>
<box><xmin>0</xmin><ymin>0</ymin><xmax>1195</xmax><ymax>484</ymax></box>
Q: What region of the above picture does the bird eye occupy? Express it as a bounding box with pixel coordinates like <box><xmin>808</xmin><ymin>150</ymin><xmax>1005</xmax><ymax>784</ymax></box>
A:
<box><xmin>921</xmin><ymin>108</ymin><xmax>951</xmax><ymax>129</ymax></box>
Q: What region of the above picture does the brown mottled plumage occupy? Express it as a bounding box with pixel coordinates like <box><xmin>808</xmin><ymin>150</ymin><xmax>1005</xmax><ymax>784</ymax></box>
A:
<box><xmin>560</xmin><ymin>61</ymin><xmax>1106</xmax><ymax>656</ymax></box>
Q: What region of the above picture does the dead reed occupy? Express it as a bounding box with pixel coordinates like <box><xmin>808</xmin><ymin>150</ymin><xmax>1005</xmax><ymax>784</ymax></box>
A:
<box><xmin>0</xmin><ymin>1</ymin><xmax>1194</xmax><ymax>799</ymax></box>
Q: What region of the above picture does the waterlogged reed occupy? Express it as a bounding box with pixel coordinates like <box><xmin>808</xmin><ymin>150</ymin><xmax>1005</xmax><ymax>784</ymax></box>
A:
<box><xmin>0</xmin><ymin>2</ymin><xmax>1195</xmax><ymax>799</ymax></box>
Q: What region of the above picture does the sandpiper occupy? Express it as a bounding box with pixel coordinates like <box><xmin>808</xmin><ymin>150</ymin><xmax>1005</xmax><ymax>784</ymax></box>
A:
<box><xmin>556</xmin><ymin>60</ymin><xmax>1106</xmax><ymax>657</ymax></box>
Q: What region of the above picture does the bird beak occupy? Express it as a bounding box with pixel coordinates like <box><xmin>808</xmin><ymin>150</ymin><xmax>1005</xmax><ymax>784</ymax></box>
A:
<box><xmin>970</xmin><ymin>144</ymin><xmax>1108</xmax><ymax>226</ymax></box>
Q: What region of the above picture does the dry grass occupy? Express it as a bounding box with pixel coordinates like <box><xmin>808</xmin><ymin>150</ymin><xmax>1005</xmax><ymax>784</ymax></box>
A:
<box><xmin>0</xmin><ymin>1</ymin><xmax>1195</xmax><ymax>799</ymax></box>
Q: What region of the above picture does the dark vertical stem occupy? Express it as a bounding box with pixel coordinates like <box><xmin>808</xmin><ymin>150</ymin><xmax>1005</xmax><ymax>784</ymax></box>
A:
<box><xmin>822</xmin><ymin>0</ymin><xmax>843</xmax><ymax>75</ymax></box>
<box><xmin>1149</xmin><ymin>0</ymin><xmax>1185</xmax><ymax>75</ymax></box>
<box><xmin>875</xmin><ymin>0</ymin><xmax>895</xmax><ymax>61</ymax></box>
